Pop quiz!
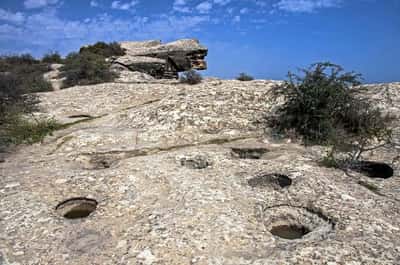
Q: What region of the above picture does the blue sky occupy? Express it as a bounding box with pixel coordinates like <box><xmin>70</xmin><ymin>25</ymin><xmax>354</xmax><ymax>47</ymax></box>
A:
<box><xmin>0</xmin><ymin>0</ymin><xmax>399</xmax><ymax>82</ymax></box>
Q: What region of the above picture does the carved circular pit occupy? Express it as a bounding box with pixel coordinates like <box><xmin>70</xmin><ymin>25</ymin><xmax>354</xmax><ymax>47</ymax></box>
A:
<box><xmin>248</xmin><ymin>173</ymin><xmax>292</xmax><ymax>189</ymax></box>
<box><xmin>56</xmin><ymin>198</ymin><xmax>98</xmax><ymax>219</ymax></box>
<box><xmin>264</xmin><ymin>205</ymin><xmax>334</xmax><ymax>241</ymax></box>
<box><xmin>270</xmin><ymin>224</ymin><xmax>310</xmax><ymax>239</ymax></box>
<box><xmin>352</xmin><ymin>161</ymin><xmax>394</xmax><ymax>179</ymax></box>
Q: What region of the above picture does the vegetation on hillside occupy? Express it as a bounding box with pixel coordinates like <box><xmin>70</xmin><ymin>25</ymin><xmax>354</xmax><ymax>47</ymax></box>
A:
<box><xmin>267</xmin><ymin>62</ymin><xmax>393</xmax><ymax>168</ymax></box>
<box><xmin>60</xmin><ymin>52</ymin><xmax>117</xmax><ymax>88</ymax></box>
<box><xmin>60</xmin><ymin>42</ymin><xmax>125</xmax><ymax>88</ymax></box>
<box><xmin>0</xmin><ymin>55</ymin><xmax>61</xmax><ymax>150</ymax></box>
<box><xmin>236</xmin><ymin>72</ymin><xmax>254</xmax><ymax>81</ymax></box>
<box><xmin>0</xmin><ymin>42</ymin><xmax>126</xmax><ymax>150</ymax></box>
<box><xmin>180</xmin><ymin>70</ymin><xmax>202</xmax><ymax>85</ymax></box>
<box><xmin>1</xmin><ymin>115</ymin><xmax>62</xmax><ymax>146</ymax></box>
<box><xmin>41</xmin><ymin>52</ymin><xmax>63</xmax><ymax>64</ymax></box>
<box><xmin>79</xmin><ymin>41</ymin><xmax>125</xmax><ymax>58</ymax></box>
<box><xmin>0</xmin><ymin>55</ymin><xmax>52</xmax><ymax>93</ymax></box>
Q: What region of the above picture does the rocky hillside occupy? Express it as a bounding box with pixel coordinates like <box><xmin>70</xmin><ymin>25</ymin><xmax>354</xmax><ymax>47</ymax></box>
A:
<box><xmin>1</xmin><ymin>77</ymin><xmax>399</xmax><ymax>264</ymax></box>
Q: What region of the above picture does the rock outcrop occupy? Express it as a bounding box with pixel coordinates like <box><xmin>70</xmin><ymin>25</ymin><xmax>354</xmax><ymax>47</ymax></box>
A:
<box><xmin>43</xmin><ymin>39</ymin><xmax>208</xmax><ymax>90</ymax></box>
<box><xmin>111</xmin><ymin>39</ymin><xmax>208</xmax><ymax>79</ymax></box>
<box><xmin>1</xmin><ymin>80</ymin><xmax>399</xmax><ymax>264</ymax></box>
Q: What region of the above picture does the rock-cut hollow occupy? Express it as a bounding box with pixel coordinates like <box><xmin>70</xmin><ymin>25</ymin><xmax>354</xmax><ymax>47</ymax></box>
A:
<box><xmin>56</xmin><ymin>198</ymin><xmax>98</xmax><ymax>219</ymax></box>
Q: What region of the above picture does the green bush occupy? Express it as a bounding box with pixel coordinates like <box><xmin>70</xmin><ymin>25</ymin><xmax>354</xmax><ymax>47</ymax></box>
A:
<box><xmin>60</xmin><ymin>52</ymin><xmax>117</xmax><ymax>88</ymax></box>
<box><xmin>0</xmin><ymin>54</ymin><xmax>56</xmax><ymax>151</ymax></box>
<box><xmin>42</xmin><ymin>52</ymin><xmax>63</xmax><ymax>64</ymax></box>
<box><xmin>79</xmin><ymin>41</ymin><xmax>125</xmax><ymax>58</ymax></box>
<box><xmin>180</xmin><ymin>70</ymin><xmax>202</xmax><ymax>85</ymax></box>
<box><xmin>0</xmin><ymin>74</ymin><xmax>24</xmax><ymax>108</ymax></box>
<box><xmin>0</xmin><ymin>115</ymin><xmax>62</xmax><ymax>146</ymax></box>
<box><xmin>268</xmin><ymin>62</ymin><xmax>393</xmax><ymax>166</ymax></box>
<box><xmin>236</xmin><ymin>72</ymin><xmax>254</xmax><ymax>81</ymax></box>
<box><xmin>0</xmin><ymin>54</ymin><xmax>38</xmax><ymax>71</ymax></box>
<box><xmin>0</xmin><ymin>55</ymin><xmax>52</xmax><ymax>94</ymax></box>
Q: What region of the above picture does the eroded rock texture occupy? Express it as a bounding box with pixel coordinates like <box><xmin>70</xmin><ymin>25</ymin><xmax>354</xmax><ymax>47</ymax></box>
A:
<box><xmin>1</xmin><ymin>80</ymin><xmax>400</xmax><ymax>265</ymax></box>
<box><xmin>112</xmin><ymin>39</ymin><xmax>208</xmax><ymax>79</ymax></box>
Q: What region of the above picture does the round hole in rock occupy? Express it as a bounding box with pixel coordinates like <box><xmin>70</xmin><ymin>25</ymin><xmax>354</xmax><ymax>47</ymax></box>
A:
<box><xmin>77</xmin><ymin>154</ymin><xmax>119</xmax><ymax>170</ymax></box>
<box><xmin>352</xmin><ymin>161</ymin><xmax>393</xmax><ymax>179</ymax></box>
<box><xmin>264</xmin><ymin>206</ymin><xmax>335</xmax><ymax>242</ymax></box>
<box><xmin>248</xmin><ymin>173</ymin><xmax>292</xmax><ymax>188</ymax></box>
<box><xmin>56</xmin><ymin>198</ymin><xmax>98</xmax><ymax>219</ymax></box>
<box><xmin>97</xmin><ymin>160</ymin><xmax>111</xmax><ymax>169</ymax></box>
<box><xmin>270</xmin><ymin>224</ymin><xmax>310</xmax><ymax>240</ymax></box>
<box><xmin>231</xmin><ymin>147</ymin><xmax>268</xmax><ymax>159</ymax></box>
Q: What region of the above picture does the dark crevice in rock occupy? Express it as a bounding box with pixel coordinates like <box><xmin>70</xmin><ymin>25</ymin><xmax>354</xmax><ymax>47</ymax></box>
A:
<box><xmin>60</xmin><ymin>114</ymin><xmax>105</xmax><ymax>129</ymax></box>
<box><xmin>76</xmin><ymin>135</ymin><xmax>262</xmax><ymax>163</ymax></box>
<box><xmin>113</xmin><ymin>61</ymin><xmax>130</xmax><ymax>70</ymax></box>
<box><xmin>231</xmin><ymin>147</ymin><xmax>269</xmax><ymax>159</ymax></box>
<box><xmin>68</xmin><ymin>114</ymin><xmax>94</xmax><ymax>119</ymax></box>
<box><xmin>122</xmin><ymin>98</ymin><xmax>162</xmax><ymax>111</ymax></box>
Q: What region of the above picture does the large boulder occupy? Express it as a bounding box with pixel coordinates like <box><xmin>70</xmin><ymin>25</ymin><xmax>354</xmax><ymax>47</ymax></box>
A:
<box><xmin>112</xmin><ymin>39</ymin><xmax>208</xmax><ymax>79</ymax></box>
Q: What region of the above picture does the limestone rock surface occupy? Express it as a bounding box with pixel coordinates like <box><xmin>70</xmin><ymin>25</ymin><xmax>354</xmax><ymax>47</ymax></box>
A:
<box><xmin>1</xmin><ymin>80</ymin><xmax>400</xmax><ymax>265</ymax></box>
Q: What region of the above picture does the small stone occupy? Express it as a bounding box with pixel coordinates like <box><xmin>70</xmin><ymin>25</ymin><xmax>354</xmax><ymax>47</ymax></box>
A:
<box><xmin>5</xmin><ymin>182</ymin><xmax>20</xmax><ymax>189</ymax></box>
<box><xmin>179</xmin><ymin>154</ymin><xmax>212</xmax><ymax>169</ymax></box>
<box><xmin>137</xmin><ymin>249</ymin><xmax>156</xmax><ymax>265</ymax></box>
<box><xmin>38</xmin><ymin>217</ymin><xmax>51</xmax><ymax>223</ymax></box>
<box><xmin>116</xmin><ymin>240</ymin><xmax>127</xmax><ymax>249</ymax></box>
<box><xmin>55</xmin><ymin>179</ymin><xmax>68</xmax><ymax>184</ymax></box>
<box><xmin>191</xmin><ymin>256</ymin><xmax>200</xmax><ymax>264</ymax></box>
<box><xmin>13</xmin><ymin>251</ymin><xmax>24</xmax><ymax>256</ymax></box>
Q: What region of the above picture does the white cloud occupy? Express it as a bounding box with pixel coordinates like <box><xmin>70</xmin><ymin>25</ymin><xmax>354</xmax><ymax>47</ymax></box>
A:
<box><xmin>174</xmin><ymin>0</ymin><xmax>186</xmax><ymax>5</ymax></box>
<box><xmin>0</xmin><ymin>24</ymin><xmax>23</xmax><ymax>35</ymax></box>
<box><xmin>233</xmin><ymin>15</ymin><xmax>240</xmax><ymax>22</ymax></box>
<box><xmin>90</xmin><ymin>0</ymin><xmax>99</xmax><ymax>7</ymax></box>
<box><xmin>0</xmin><ymin>9</ymin><xmax>210</xmax><ymax>56</ymax></box>
<box><xmin>254</xmin><ymin>1</ymin><xmax>267</xmax><ymax>7</ymax></box>
<box><xmin>274</xmin><ymin>0</ymin><xmax>341</xmax><ymax>13</ymax></box>
<box><xmin>0</xmin><ymin>9</ymin><xmax>26</xmax><ymax>24</ymax></box>
<box><xmin>24</xmin><ymin>0</ymin><xmax>59</xmax><ymax>9</ymax></box>
<box><xmin>196</xmin><ymin>1</ymin><xmax>213</xmax><ymax>14</ymax></box>
<box><xmin>251</xmin><ymin>18</ymin><xmax>267</xmax><ymax>23</ymax></box>
<box><xmin>111</xmin><ymin>0</ymin><xmax>139</xmax><ymax>11</ymax></box>
<box><xmin>240</xmin><ymin>8</ymin><xmax>249</xmax><ymax>14</ymax></box>
<box><xmin>174</xmin><ymin>6</ymin><xmax>191</xmax><ymax>12</ymax></box>
<box><xmin>213</xmin><ymin>0</ymin><xmax>231</xmax><ymax>5</ymax></box>
<box><xmin>173</xmin><ymin>0</ymin><xmax>191</xmax><ymax>13</ymax></box>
